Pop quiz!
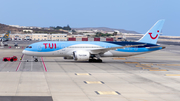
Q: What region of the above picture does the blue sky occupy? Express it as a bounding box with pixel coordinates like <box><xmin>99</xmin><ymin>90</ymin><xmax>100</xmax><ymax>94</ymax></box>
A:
<box><xmin>0</xmin><ymin>0</ymin><xmax>180</xmax><ymax>36</ymax></box>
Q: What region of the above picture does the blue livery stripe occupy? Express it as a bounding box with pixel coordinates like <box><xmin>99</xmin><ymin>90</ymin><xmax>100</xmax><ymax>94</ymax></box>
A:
<box><xmin>24</xmin><ymin>41</ymin><xmax>161</xmax><ymax>53</ymax></box>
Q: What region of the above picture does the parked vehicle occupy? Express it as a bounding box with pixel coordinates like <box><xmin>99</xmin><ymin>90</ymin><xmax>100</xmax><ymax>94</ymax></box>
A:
<box><xmin>14</xmin><ymin>42</ymin><xmax>18</xmax><ymax>46</ymax></box>
<box><xmin>3</xmin><ymin>56</ymin><xmax>18</xmax><ymax>62</ymax></box>
<box><xmin>3</xmin><ymin>42</ymin><xmax>8</xmax><ymax>46</ymax></box>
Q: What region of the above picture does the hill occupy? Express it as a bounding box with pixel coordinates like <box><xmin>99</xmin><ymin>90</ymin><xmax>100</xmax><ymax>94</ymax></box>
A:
<box><xmin>0</xmin><ymin>23</ymin><xmax>139</xmax><ymax>34</ymax></box>
<box><xmin>0</xmin><ymin>23</ymin><xmax>23</xmax><ymax>34</ymax></box>
<box><xmin>0</xmin><ymin>23</ymin><xmax>67</xmax><ymax>34</ymax></box>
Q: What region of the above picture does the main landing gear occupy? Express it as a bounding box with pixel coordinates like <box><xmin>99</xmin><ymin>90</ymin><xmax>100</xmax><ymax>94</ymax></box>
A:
<box><xmin>89</xmin><ymin>54</ymin><xmax>102</xmax><ymax>63</ymax></box>
<box><xmin>89</xmin><ymin>59</ymin><xmax>102</xmax><ymax>62</ymax></box>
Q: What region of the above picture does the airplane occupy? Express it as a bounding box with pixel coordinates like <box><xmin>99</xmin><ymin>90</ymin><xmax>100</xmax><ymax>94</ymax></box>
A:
<box><xmin>0</xmin><ymin>31</ymin><xmax>11</xmax><ymax>42</ymax></box>
<box><xmin>22</xmin><ymin>19</ymin><xmax>165</xmax><ymax>62</ymax></box>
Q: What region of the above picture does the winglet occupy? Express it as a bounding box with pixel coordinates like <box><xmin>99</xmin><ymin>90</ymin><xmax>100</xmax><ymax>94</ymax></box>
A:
<box><xmin>138</xmin><ymin>20</ymin><xmax>165</xmax><ymax>44</ymax></box>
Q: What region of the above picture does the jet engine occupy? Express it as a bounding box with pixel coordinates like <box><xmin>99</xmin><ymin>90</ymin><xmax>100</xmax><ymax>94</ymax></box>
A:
<box><xmin>73</xmin><ymin>50</ymin><xmax>90</xmax><ymax>61</ymax></box>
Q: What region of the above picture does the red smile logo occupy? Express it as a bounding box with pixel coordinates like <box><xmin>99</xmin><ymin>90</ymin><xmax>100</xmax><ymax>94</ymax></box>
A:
<box><xmin>149</xmin><ymin>30</ymin><xmax>159</xmax><ymax>39</ymax></box>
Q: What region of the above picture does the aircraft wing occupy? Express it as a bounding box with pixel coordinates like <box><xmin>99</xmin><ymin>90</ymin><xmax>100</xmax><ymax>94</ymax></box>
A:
<box><xmin>90</xmin><ymin>44</ymin><xmax>146</xmax><ymax>54</ymax></box>
<box><xmin>145</xmin><ymin>46</ymin><xmax>166</xmax><ymax>49</ymax></box>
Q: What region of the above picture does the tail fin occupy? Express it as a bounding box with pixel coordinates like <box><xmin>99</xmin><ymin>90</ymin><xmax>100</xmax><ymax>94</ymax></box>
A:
<box><xmin>138</xmin><ymin>19</ymin><xmax>165</xmax><ymax>44</ymax></box>
<box><xmin>3</xmin><ymin>31</ymin><xmax>11</xmax><ymax>38</ymax></box>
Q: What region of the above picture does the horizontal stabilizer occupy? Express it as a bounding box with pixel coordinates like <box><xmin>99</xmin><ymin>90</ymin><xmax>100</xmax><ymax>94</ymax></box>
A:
<box><xmin>146</xmin><ymin>46</ymin><xmax>165</xmax><ymax>49</ymax></box>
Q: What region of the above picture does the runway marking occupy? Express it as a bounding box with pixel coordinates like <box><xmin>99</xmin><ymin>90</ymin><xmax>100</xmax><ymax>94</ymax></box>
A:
<box><xmin>142</xmin><ymin>67</ymin><xmax>159</xmax><ymax>70</ymax></box>
<box><xmin>84</xmin><ymin>81</ymin><xmax>104</xmax><ymax>84</ymax></box>
<box><xmin>113</xmin><ymin>58</ymin><xmax>126</xmax><ymax>60</ymax></box>
<box><xmin>157</xmin><ymin>64</ymin><xmax>180</xmax><ymax>66</ymax></box>
<box><xmin>135</xmin><ymin>64</ymin><xmax>151</xmax><ymax>67</ymax></box>
<box><xmin>114</xmin><ymin>57</ymin><xmax>145</xmax><ymax>60</ymax></box>
<box><xmin>166</xmin><ymin>74</ymin><xmax>180</xmax><ymax>76</ymax></box>
<box><xmin>149</xmin><ymin>69</ymin><xmax>167</xmax><ymax>71</ymax></box>
<box><xmin>125</xmin><ymin>62</ymin><xmax>139</xmax><ymax>64</ymax></box>
<box><xmin>16</xmin><ymin>54</ymin><xmax>24</xmax><ymax>71</ymax></box>
<box><xmin>75</xmin><ymin>73</ymin><xmax>91</xmax><ymax>75</ymax></box>
<box><xmin>136</xmin><ymin>64</ymin><xmax>168</xmax><ymax>71</ymax></box>
<box><xmin>95</xmin><ymin>91</ymin><xmax>120</xmax><ymax>95</ymax></box>
<box><xmin>41</xmin><ymin>57</ymin><xmax>47</xmax><ymax>72</ymax></box>
<box><xmin>141</xmin><ymin>63</ymin><xmax>154</xmax><ymax>66</ymax></box>
<box><xmin>127</xmin><ymin>57</ymin><xmax>145</xmax><ymax>59</ymax></box>
<box><xmin>157</xmin><ymin>65</ymin><xmax>180</xmax><ymax>71</ymax></box>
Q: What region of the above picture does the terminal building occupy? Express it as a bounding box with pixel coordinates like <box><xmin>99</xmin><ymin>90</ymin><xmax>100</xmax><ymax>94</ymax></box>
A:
<box><xmin>7</xmin><ymin>33</ymin><xmax>68</xmax><ymax>41</ymax></box>
<box><xmin>1</xmin><ymin>33</ymin><xmax>125</xmax><ymax>41</ymax></box>
<box><xmin>32</xmin><ymin>33</ymin><xmax>67</xmax><ymax>41</ymax></box>
<box><xmin>32</xmin><ymin>34</ymin><xmax>49</xmax><ymax>41</ymax></box>
<box><xmin>10</xmin><ymin>34</ymin><xmax>32</xmax><ymax>40</ymax></box>
<box><xmin>51</xmin><ymin>34</ymin><xmax>67</xmax><ymax>41</ymax></box>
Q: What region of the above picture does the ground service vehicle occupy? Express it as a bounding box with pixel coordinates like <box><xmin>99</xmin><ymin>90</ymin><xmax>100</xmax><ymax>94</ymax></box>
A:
<box><xmin>3</xmin><ymin>56</ymin><xmax>18</xmax><ymax>62</ymax></box>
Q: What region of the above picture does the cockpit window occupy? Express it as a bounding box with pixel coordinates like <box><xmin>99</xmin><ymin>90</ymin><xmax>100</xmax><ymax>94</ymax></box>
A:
<box><xmin>26</xmin><ymin>46</ymin><xmax>32</xmax><ymax>48</ymax></box>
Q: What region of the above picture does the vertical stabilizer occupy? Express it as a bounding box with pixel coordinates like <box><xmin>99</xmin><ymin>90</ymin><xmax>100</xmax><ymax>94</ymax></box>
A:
<box><xmin>3</xmin><ymin>31</ymin><xmax>11</xmax><ymax>38</ymax></box>
<box><xmin>138</xmin><ymin>20</ymin><xmax>165</xmax><ymax>44</ymax></box>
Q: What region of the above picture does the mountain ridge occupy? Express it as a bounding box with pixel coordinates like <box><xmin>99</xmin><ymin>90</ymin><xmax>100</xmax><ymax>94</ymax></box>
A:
<box><xmin>0</xmin><ymin>23</ymin><xmax>139</xmax><ymax>34</ymax></box>
<box><xmin>0</xmin><ymin>23</ymin><xmax>66</xmax><ymax>34</ymax></box>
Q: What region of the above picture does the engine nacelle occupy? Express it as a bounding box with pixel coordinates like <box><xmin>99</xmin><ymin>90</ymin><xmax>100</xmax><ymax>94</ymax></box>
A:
<box><xmin>73</xmin><ymin>50</ymin><xmax>90</xmax><ymax>61</ymax></box>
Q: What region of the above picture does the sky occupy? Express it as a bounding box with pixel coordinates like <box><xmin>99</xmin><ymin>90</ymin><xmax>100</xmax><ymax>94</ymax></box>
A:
<box><xmin>0</xmin><ymin>0</ymin><xmax>180</xmax><ymax>36</ymax></box>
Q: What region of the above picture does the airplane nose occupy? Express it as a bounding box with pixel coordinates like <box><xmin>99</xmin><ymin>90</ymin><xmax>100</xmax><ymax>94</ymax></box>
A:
<box><xmin>22</xmin><ymin>50</ymin><xmax>26</xmax><ymax>54</ymax></box>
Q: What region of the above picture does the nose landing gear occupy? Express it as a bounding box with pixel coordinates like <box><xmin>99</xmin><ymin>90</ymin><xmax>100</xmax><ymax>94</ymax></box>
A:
<box><xmin>34</xmin><ymin>58</ymin><xmax>38</xmax><ymax>62</ymax></box>
<box><xmin>33</xmin><ymin>56</ymin><xmax>38</xmax><ymax>62</ymax></box>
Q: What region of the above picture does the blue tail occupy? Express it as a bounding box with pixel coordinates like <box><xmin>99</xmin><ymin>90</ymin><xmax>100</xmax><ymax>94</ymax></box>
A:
<box><xmin>138</xmin><ymin>19</ymin><xmax>165</xmax><ymax>44</ymax></box>
<box><xmin>3</xmin><ymin>31</ymin><xmax>11</xmax><ymax>38</ymax></box>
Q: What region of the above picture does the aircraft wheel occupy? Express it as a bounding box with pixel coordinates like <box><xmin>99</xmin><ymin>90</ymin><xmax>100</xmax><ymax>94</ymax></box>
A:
<box><xmin>97</xmin><ymin>59</ymin><xmax>102</xmax><ymax>62</ymax></box>
<box><xmin>89</xmin><ymin>59</ymin><xmax>93</xmax><ymax>62</ymax></box>
<box><xmin>10</xmin><ymin>59</ymin><xmax>13</xmax><ymax>62</ymax></box>
<box><xmin>89</xmin><ymin>59</ymin><xmax>96</xmax><ymax>62</ymax></box>
<box><xmin>4</xmin><ymin>59</ymin><xmax>7</xmax><ymax>62</ymax></box>
<box><xmin>89</xmin><ymin>59</ymin><xmax>102</xmax><ymax>62</ymax></box>
<box><xmin>89</xmin><ymin>59</ymin><xmax>92</xmax><ymax>62</ymax></box>
<box><xmin>34</xmin><ymin>59</ymin><xmax>38</xmax><ymax>62</ymax></box>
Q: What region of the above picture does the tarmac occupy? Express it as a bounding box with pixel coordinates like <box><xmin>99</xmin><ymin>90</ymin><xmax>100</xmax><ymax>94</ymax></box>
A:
<box><xmin>0</xmin><ymin>41</ymin><xmax>180</xmax><ymax>101</ymax></box>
